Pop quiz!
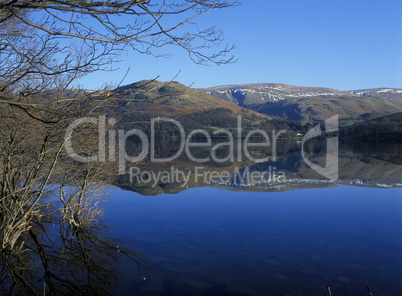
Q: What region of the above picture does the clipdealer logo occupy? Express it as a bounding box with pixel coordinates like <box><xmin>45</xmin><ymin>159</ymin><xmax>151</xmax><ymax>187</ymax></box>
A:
<box><xmin>301</xmin><ymin>115</ymin><xmax>338</xmax><ymax>181</ymax></box>
<box><xmin>64</xmin><ymin>115</ymin><xmax>339</xmax><ymax>183</ymax></box>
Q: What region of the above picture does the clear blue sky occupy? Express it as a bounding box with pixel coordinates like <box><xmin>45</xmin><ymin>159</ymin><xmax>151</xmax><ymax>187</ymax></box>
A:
<box><xmin>82</xmin><ymin>0</ymin><xmax>402</xmax><ymax>91</ymax></box>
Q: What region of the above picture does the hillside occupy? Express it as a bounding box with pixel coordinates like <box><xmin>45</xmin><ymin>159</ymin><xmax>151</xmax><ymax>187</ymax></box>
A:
<box><xmin>351</xmin><ymin>88</ymin><xmax>402</xmax><ymax>105</ymax></box>
<box><xmin>340</xmin><ymin>112</ymin><xmax>402</xmax><ymax>141</ymax></box>
<box><xmin>202</xmin><ymin>84</ymin><xmax>402</xmax><ymax>125</ymax></box>
<box><xmin>111</xmin><ymin>80</ymin><xmax>303</xmax><ymax>134</ymax></box>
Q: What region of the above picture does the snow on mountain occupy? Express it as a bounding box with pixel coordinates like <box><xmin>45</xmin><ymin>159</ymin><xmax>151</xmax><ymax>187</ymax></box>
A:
<box><xmin>201</xmin><ymin>83</ymin><xmax>402</xmax><ymax>107</ymax></box>
<box><xmin>202</xmin><ymin>83</ymin><xmax>345</xmax><ymax>106</ymax></box>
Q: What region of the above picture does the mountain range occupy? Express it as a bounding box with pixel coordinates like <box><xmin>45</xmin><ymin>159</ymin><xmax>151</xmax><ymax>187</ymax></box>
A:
<box><xmin>109</xmin><ymin>80</ymin><xmax>402</xmax><ymax>137</ymax></box>
<box><xmin>103</xmin><ymin>80</ymin><xmax>402</xmax><ymax>194</ymax></box>
<box><xmin>201</xmin><ymin>83</ymin><xmax>402</xmax><ymax>125</ymax></box>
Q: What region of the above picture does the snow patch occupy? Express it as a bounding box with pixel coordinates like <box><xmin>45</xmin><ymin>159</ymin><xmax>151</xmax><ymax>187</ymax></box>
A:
<box><xmin>376</xmin><ymin>183</ymin><xmax>393</xmax><ymax>188</ymax></box>
<box><xmin>377</xmin><ymin>89</ymin><xmax>393</xmax><ymax>93</ymax></box>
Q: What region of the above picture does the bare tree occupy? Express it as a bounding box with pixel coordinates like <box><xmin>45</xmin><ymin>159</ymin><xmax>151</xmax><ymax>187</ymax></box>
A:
<box><xmin>0</xmin><ymin>0</ymin><xmax>239</xmax><ymax>109</ymax></box>
<box><xmin>0</xmin><ymin>0</ymin><xmax>239</xmax><ymax>294</ymax></box>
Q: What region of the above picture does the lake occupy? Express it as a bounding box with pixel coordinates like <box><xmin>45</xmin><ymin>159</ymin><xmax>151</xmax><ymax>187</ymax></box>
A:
<box><xmin>101</xmin><ymin>140</ymin><xmax>402</xmax><ymax>296</ymax></box>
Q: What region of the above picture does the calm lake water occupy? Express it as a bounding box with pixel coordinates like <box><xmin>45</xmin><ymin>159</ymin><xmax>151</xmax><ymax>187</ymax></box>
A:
<box><xmin>104</xmin><ymin>187</ymin><xmax>402</xmax><ymax>296</ymax></box>
<box><xmin>101</xmin><ymin>141</ymin><xmax>402</xmax><ymax>296</ymax></box>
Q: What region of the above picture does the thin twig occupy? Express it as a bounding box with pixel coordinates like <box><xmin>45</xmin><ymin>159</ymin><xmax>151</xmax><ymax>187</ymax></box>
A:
<box><xmin>367</xmin><ymin>286</ymin><xmax>373</xmax><ymax>296</ymax></box>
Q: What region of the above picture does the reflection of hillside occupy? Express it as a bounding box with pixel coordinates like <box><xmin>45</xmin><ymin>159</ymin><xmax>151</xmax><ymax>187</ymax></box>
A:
<box><xmin>115</xmin><ymin>141</ymin><xmax>402</xmax><ymax>195</ymax></box>
<box><xmin>341</xmin><ymin>141</ymin><xmax>402</xmax><ymax>165</ymax></box>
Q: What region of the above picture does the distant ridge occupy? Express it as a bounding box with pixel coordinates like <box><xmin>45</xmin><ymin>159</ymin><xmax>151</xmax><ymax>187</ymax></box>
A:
<box><xmin>200</xmin><ymin>83</ymin><xmax>402</xmax><ymax>125</ymax></box>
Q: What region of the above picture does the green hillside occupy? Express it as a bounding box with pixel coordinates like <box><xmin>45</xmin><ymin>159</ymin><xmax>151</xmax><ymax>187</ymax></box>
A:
<box><xmin>340</xmin><ymin>112</ymin><xmax>402</xmax><ymax>140</ymax></box>
<box><xmin>252</xmin><ymin>95</ymin><xmax>402</xmax><ymax>125</ymax></box>
<box><xmin>111</xmin><ymin>80</ymin><xmax>303</xmax><ymax>135</ymax></box>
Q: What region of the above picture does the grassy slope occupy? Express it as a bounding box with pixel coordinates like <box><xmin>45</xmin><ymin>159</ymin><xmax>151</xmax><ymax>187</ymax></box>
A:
<box><xmin>112</xmin><ymin>80</ymin><xmax>305</xmax><ymax>133</ymax></box>
<box><xmin>253</xmin><ymin>95</ymin><xmax>402</xmax><ymax>125</ymax></box>
<box><xmin>340</xmin><ymin>111</ymin><xmax>402</xmax><ymax>140</ymax></box>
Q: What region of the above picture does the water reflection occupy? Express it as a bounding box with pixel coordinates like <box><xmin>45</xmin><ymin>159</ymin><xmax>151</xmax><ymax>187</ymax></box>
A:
<box><xmin>116</xmin><ymin>140</ymin><xmax>402</xmax><ymax>195</ymax></box>
<box><xmin>0</xmin><ymin>186</ymin><xmax>145</xmax><ymax>296</ymax></box>
<box><xmin>105</xmin><ymin>140</ymin><xmax>402</xmax><ymax>295</ymax></box>
<box><xmin>2</xmin><ymin>140</ymin><xmax>401</xmax><ymax>295</ymax></box>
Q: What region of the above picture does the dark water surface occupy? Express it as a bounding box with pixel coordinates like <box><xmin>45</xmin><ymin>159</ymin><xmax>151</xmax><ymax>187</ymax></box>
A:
<box><xmin>104</xmin><ymin>186</ymin><xmax>402</xmax><ymax>296</ymax></box>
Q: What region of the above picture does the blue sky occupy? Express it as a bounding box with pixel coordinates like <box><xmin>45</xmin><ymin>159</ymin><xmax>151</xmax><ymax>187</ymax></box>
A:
<box><xmin>82</xmin><ymin>0</ymin><xmax>402</xmax><ymax>90</ymax></box>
